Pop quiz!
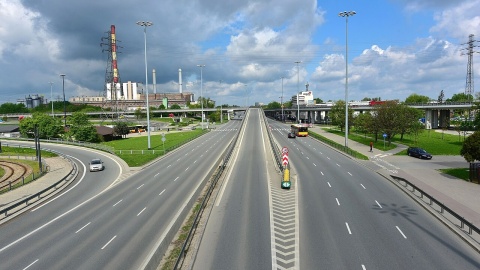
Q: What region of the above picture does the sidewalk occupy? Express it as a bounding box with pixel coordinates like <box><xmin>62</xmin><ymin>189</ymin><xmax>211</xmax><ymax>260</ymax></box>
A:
<box><xmin>309</xmin><ymin>125</ymin><xmax>480</xmax><ymax>243</ymax></box>
<box><xmin>0</xmin><ymin>156</ymin><xmax>73</xmax><ymax>221</ymax></box>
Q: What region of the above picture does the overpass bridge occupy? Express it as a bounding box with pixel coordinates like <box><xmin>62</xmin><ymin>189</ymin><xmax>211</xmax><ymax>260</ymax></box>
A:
<box><xmin>263</xmin><ymin>102</ymin><xmax>475</xmax><ymax>129</ymax></box>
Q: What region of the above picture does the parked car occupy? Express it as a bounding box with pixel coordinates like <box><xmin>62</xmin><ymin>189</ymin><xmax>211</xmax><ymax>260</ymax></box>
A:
<box><xmin>89</xmin><ymin>158</ymin><xmax>105</xmax><ymax>172</ymax></box>
<box><xmin>287</xmin><ymin>132</ymin><xmax>296</xmax><ymax>138</ymax></box>
<box><xmin>407</xmin><ymin>147</ymin><xmax>432</xmax><ymax>159</ymax></box>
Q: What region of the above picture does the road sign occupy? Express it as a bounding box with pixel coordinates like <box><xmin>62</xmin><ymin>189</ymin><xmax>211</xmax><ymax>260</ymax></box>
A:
<box><xmin>282</xmin><ymin>155</ymin><xmax>289</xmax><ymax>166</ymax></box>
<box><xmin>282</xmin><ymin>147</ymin><xmax>289</xmax><ymax>155</ymax></box>
<box><xmin>383</xmin><ymin>133</ymin><xmax>387</xmax><ymax>138</ymax></box>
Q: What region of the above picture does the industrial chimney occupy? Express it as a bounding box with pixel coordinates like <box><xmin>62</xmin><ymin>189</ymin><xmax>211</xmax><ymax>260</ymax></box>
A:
<box><xmin>178</xmin><ymin>68</ymin><xmax>183</xmax><ymax>93</ymax></box>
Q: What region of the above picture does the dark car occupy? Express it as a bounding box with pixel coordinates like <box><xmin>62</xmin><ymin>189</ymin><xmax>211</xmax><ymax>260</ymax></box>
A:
<box><xmin>407</xmin><ymin>147</ymin><xmax>432</xmax><ymax>159</ymax></box>
<box><xmin>287</xmin><ymin>132</ymin><xmax>296</xmax><ymax>138</ymax></box>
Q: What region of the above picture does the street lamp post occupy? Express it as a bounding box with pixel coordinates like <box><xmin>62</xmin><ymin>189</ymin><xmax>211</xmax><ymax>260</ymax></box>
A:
<box><xmin>339</xmin><ymin>11</ymin><xmax>356</xmax><ymax>148</ymax></box>
<box><xmin>281</xmin><ymin>77</ymin><xmax>284</xmax><ymax>122</ymax></box>
<box><xmin>295</xmin><ymin>61</ymin><xmax>301</xmax><ymax>124</ymax></box>
<box><xmin>137</xmin><ymin>21</ymin><xmax>153</xmax><ymax>149</ymax></box>
<box><xmin>219</xmin><ymin>80</ymin><xmax>223</xmax><ymax>124</ymax></box>
<box><xmin>49</xmin><ymin>82</ymin><xmax>54</xmax><ymax>118</ymax></box>
<box><xmin>197</xmin><ymin>64</ymin><xmax>205</xmax><ymax>129</ymax></box>
<box><xmin>60</xmin><ymin>74</ymin><xmax>66</xmax><ymax>127</ymax></box>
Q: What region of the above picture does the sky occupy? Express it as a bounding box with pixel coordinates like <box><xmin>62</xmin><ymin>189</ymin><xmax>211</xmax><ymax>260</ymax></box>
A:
<box><xmin>0</xmin><ymin>0</ymin><xmax>479</xmax><ymax>106</ymax></box>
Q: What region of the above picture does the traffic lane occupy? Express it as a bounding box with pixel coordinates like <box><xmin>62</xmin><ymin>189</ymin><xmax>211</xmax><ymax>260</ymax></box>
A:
<box><xmin>0</xmin><ymin>128</ymin><xmax>234</xmax><ymax>268</ymax></box>
<box><xmin>278</xmin><ymin>132</ymin><xmax>480</xmax><ymax>269</ymax></box>
<box><xmin>0</xmin><ymin>144</ymin><xmax>121</xmax><ymax>246</ymax></box>
<box><xmin>194</xmin><ymin>108</ymin><xmax>271</xmax><ymax>270</ymax></box>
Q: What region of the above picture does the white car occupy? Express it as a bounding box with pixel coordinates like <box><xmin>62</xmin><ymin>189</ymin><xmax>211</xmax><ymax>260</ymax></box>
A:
<box><xmin>89</xmin><ymin>159</ymin><xmax>104</xmax><ymax>172</ymax></box>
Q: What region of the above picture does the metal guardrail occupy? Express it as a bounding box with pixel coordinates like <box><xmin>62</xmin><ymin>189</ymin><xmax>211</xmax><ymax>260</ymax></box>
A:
<box><xmin>173</xmin><ymin>112</ymin><xmax>245</xmax><ymax>269</ymax></box>
<box><xmin>391</xmin><ymin>175</ymin><xmax>480</xmax><ymax>237</ymax></box>
<box><xmin>0</xmin><ymin>137</ymin><xmax>115</xmax><ymax>154</ymax></box>
<box><xmin>0</xmin><ymin>150</ymin><xmax>77</xmax><ymax>219</ymax></box>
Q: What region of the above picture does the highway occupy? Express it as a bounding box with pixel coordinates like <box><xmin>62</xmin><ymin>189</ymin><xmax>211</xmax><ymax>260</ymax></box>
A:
<box><xmin>0</xmin><ymin>120</ymin><xmax>241</xmax><ymax>269</ymax></box>
<box><xmin>268</xmin><ymin>118</ymin><xmax>480</xmax><ymax>270</ymax></box>
<box><xmin>193</xmin><ymin>109</ymin><xmax>480</xmax><ymax>269</ymax></box>
<box><xmin>194</xmin><ymin>108</ymin><xmax>273</xmax><ymax>269</ymax></box>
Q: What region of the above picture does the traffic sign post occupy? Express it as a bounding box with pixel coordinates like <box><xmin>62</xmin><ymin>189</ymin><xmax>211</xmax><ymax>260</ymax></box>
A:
<box><xmin>281</xmin><ymin>147</ymin><xmax>291</xmax><ymax>189</ymax></box>
<box><xmin>383</xmin><ymin>133</ymin><xmax>387</xmax><ymax>150</ymax></box>
<box><xmin>162</xmin><ymin>133</ymin><xmax>166</xmax><ymax>154</ymax></box>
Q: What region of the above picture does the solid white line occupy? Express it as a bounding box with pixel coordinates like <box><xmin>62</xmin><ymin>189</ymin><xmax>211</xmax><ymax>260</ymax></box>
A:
<box><xmin>360</xmin><ymin>184</ymin><xmax>366</xmax><ymax>189</ymax></box>
<box><xmin>137</xmin><ymin>207</ymin><xmax>146</xmax><ymax>216</ymax></box>
<box><xmin>375</xmin><ymin>200</ymin><xmax>382</xmax><ymax>208</ymax></box>
<box><xmin>336</xmin><ymin>198</ymin><xmax>340</xmax><ymax>205</ymax></box>
<box><xmin>348</xmin><ymin>172</ymin><xmax>352</xmax><ymax>176</ymax></box>
<box><xmin>113</xmin><ymin>199</ymin><xmax>122</xmax><ymax>207</ymax></box>
<box><xmin>101</xmin><ymin>235</ymin><xmax>117</xmax><ymax>249</ymax></box>
<box><xmin>346</xmin><ymin>222</ymin><xmax>352</xmax><ymax>234</ymax></box>
<box><xmin>313</xmin><ymin>163</ymin><xmax>317</xmax><ymax>166</ymax></box>
<box><xmin>396</xmin><ymin>226</ymin><xmax>407</xmax><ymax>239</ymax></box>
<box><xmin>137</xmin><ymin>184</ymin><xmax>144</xmax><ymax>189</ymax></box>
<box><xmin>23</xmin><ymin>259</ymin><xmax>39</xmax><ymax>270</ymax></box>
<box><xmin>321</xmin><ymin>171</ymin><xmax>324</xmax><ymax>175</ymax></box>
<box><xmin>31</xmin><ymin>155</ymin><xmax>87</xmax><ymax>211</ymax></box>
<box><xmin>327</xmin><ymin>182</ymin><xmax>331</xmax><ymax>187</ymax></box>
<box><xmin>159</xmin><ymin>189</ymin><xmax>166</xmax><ymax>196</ymax></box>
<box><xmin>75</xmin><ymin>222</ymin><xmax>91</xmax><ymax>234</ymax></box>
<box><xmin>174</xmin><ymin>177</ymin><xmax>179</xmax><ymax>182</ymax></box>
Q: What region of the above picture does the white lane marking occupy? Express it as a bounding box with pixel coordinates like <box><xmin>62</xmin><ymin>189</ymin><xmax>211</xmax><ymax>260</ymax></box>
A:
<box><xmin>396</xmin><ymin>226</ymin><xmax>407</xmax><ymax>239</ymax></box>
<box><xmin>360</xmin><ymin>184</ymin><xmax>366</xmax><ymax>189</ymax></box>
<box><xmin>346</xmin><ymin>222</ymin><xmax>352</xmax><ymax>234</ymax></box>
<box><xmin>185</xmin><ymin>167</ymin><xmax>189</xmax><ymax>171</ymax></box>
<box><xmin>137</xmin><ymin>184</ymin><xmax>144</xmax><ymax>189</ymax></box>
<box><xmin>185</xmin><ymin>153</ymin><xmax>188</xmax><ymax>156</ymax></box>
<box><xmin>336</xmin><ymin>198</ymin><xmax>340</xmax><ymax>206</ymax></box>
<box><xmin>348</xmin><ymin>172</ymin><xmax>352</xmax><ymax>176</ymax></box>
<box><xmin>313</xmin><ymin>163</ymin><xmax>317</xmax><ymax>167</ymax></box>
<box><xmin>200</xmin><ymin>154</ymin><xmax>204</xmax><ymax>157</ymax></box>
<box><xmin>75</xmin><ymin>222</ymin><xmax>91</xmax><ymax>234</ymax></box>
<box><xmin>154</xmin><ymin>173</ymin><xmax>160</xmax><ymax>177</ymax></box>
<box><xmin>174</xmin><ymin>177</ymin><xmax>179</xmax><ymax>182</ymax></box>
<box><xmin>327</xmin><ymin>157</ymin><xmax>330</xmax><ymax>160</ymax></box>
<box><xmin>31</xmin><ymin>155</ymin><xmax>87</xmax><ymax>211</ymax></box>
<box><xmin>375</xmin><ymin>200</ymin><xmax>382</xmax><ymax>208</ymax></box>
<box><xmin>159</xmin><ymin>189</ymin><xmax>166</xmax><ymax>196</ymax></box>
<box><xmin>327</xmin><ymin>182</ymin><xmax>331</xmax><ymax>187</ymax></box>
<box><xmin>137</xmin><ymin>207</ymin><xmax>147</xmax><ymax>216</ymax></box>
<box><xmin>306</xmin><ymin>157</ymin><xmax>309</xmax><ymax>160</ymax></box>
<box><xmin>194</xmin><ymin>160</ymin><xmax>197</xmax><ymax>163</ymax></box>
<box><xmin>319</xmin><ymin>151</ymin><xmax>322</xmax><ymax>154</ymax></box>
<box><xmin>177</xmin><ymin>158</ymin><xmax>181</xmax><ymax>162</ymax></box>
<box><xmin>336</xmin><ymin>163</ymin><xmax>340</xmax><ymax>167</ymax></box>
<box><xmin>362</xmin><ymin>265</ymin><xmax>367</xmax><ymax>270</ymax></box>
<box><xmin>113</xmin><ymin>200</ymin><xmax>122</xmax><ymax>207</ymax></box>
<box><xmin>167</xmin><ymin>164</ymin><xmax>171</xmax><ymax>168</ymax></box>
<box><xmin>301</xmin><ymin>152</ymin><xmax>304</xmax><ymax>155</ymax></box>
<box><xmin>101</xmin><ymin>235</ymin><xmax>117</xmax><ymax>249</ymax></box>
<box><xmin>23</xmin><ymin>259</ymin><xmax>39</xmax><ymax>270</ymax></box>
<box><xmin>320</xmin><ymin>171</ymin><xmax>324</xmax><ymax>176</ymax></box>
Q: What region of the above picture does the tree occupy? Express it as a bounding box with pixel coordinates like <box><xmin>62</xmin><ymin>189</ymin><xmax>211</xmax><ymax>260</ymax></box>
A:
<box><xmin>404</xmin><ymin>94</ymin><xmax>430</xmax><ymax>104</ymax></box>
<box><xmin>134</xmin><ymin>108</ymin><xmax>145</xmax><ymax>120</ymax></box>
<box><xmin>67</xmin><ymin>112</ymin><xmax>98</xmax><ymax>142</ymax></box>
<box><xmin>461</xmin><ymin>131</ymin><xmax>480</xmax><ymax>162</ymax></box>
<box><xmin>114</xmin><ymin>122</ymin><xmax>130</xmax><ymax>138</ymax></box>
<box><xmin>314</xmin><ymin>98</ymin><xmax>323</xmax><ymax>104</ymax></box>
<box><xmin>438</xmin><ymin>90</ymin><xmax>444</xmax><ymax>103</ymax></box>
<box><xmin>447</xmin><ymin>93</ymin><xmax>473</xmax><ymax>102</ymax></box>
<box><xmin>266</xmin><ymin>101</ymin><xmax>281</xmax><ymax>109</ymax></box>
<box><xmin>330</xmin><ymin>100</ymin><xmax>354</xmax><ymax>132</ymax></box>
<box><xmin>0</xmin><ymin>102</ymin><xmax>29</xmax><ymax>114</ymax></box>
<box><xmin>19</xmin><ymin>112</ymin><xmax>63</xmax><ymax>139</ymax></box>
<box><xmin>170</xmin><ymin>104</ymin><xmax>181</xmax><ymax>109</ymax></box>
<box><xmin>353</xmin><ymin>112</ymin><xmax>373</xmax><ymax>138</ymax></box>
<box><xmin>396</xmin><ymin>105</ymin><xmax>423</xmax><ymax>140</ymax></box>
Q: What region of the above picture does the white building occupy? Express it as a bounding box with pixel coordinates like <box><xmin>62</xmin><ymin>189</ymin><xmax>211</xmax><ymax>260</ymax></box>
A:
<box><xmin>106</xmin><ymin>81</ymin><xmax>143</xmax><ymax>100</ymax></box>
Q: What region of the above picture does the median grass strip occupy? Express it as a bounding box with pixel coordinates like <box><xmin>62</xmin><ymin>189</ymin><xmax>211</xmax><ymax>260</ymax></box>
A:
<box><xmin>309</xmin><ymin>131</ymin><xmax>369</xmax><ymax>160</ymax></box>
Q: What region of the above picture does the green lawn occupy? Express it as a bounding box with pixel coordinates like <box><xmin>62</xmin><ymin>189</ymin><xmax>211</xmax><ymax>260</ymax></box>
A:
<box><xmin>322</xmin><ymin>128</ymin><xmax>397</xmax><ymax>151</ymax></box>
<box><xmin>102</xmin><ymin>129</ymin><xmax>207</xmax><ymax>166</ymax></box>
<box><xmin>0</xmin><ymin>146</ymin><xmax>57</xmax><ymax>158</ymax></box>
<box><xmin>438</xmin><ymin>168</ymin><xmax>470</xmax><ymax>181</ymax></box>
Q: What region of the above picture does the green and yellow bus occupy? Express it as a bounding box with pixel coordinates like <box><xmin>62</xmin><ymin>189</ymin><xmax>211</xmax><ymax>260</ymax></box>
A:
<box><xmin>291</xmin><ymin>124</ymin><xmax>308</xmax><ymax>137</ymax></box>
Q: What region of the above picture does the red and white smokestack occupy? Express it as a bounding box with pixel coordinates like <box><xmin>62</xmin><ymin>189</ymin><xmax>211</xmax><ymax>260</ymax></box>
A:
<box><xmin>152</xmin><ymin>69</ymin><xmax>157</xmax><ymax>94</ymax></box>
<box><xmin>110</xmin><ymin>25</ymin><xmax>120</xmax><ymax>96</ymax></box>
<box><xmin>178</xmin><ymin>68</ymin><xmax>183</xmax><ymax>93</ymax></box>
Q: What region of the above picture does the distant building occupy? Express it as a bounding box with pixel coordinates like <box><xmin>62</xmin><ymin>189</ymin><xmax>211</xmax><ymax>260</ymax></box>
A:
<box><xmin>20</xmin><ymin>94</ymin><xmax>45</xmax><ymax>109</ymax></box>
<box><xmin>292</xmin><ymin>82</ymin><xmax>314</xmax><ymax>106</ymax></box>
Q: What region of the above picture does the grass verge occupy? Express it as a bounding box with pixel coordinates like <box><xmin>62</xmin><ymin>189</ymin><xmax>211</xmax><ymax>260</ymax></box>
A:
<box><xmin>309</xmin><ymin>131</ymin><xmax>369</xmax><ymax>160</ymax></box>
<box><xmin>438</xmin><ymin>168</ymin><xmax>470</xmax><ymax>181</ymax></box>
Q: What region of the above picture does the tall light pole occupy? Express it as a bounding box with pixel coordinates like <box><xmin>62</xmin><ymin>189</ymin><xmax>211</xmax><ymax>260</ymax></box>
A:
<box><xmin>295</xmin><ymin>61</ymin><xmax>301</xmax><ymax>124</ymax></box>
<box><xmin>197</xmin><ymin>65</ymin><xmax>205</xmax><ymax>129</ymax></box>
<box><xmin>60</xmin><ymin>74</ymin><xmax>66</xmax><ymax>127</ymax></box>
<box><xmin>339</xmin><ymin>11</ymin><xmax>356</xmax><ymax>147</ymax></box>
<box><xmin>49</xmin><ymin>82</ymin><xmax>54</xmax><ymax>118</ymax></box>
<box><xmin>219</xmin><ymin>80</ymin><xmax>223</xmax><ymax>124</ymax></box>
<box><xmin>137</xmin><ymin>21</ymin><xmax>153</xmax><ymax>149</ymax></box>
<box><xmin>281</xmin><ymin>77</ymin><xmax>284</xmax><ymax>122</ymax></box>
